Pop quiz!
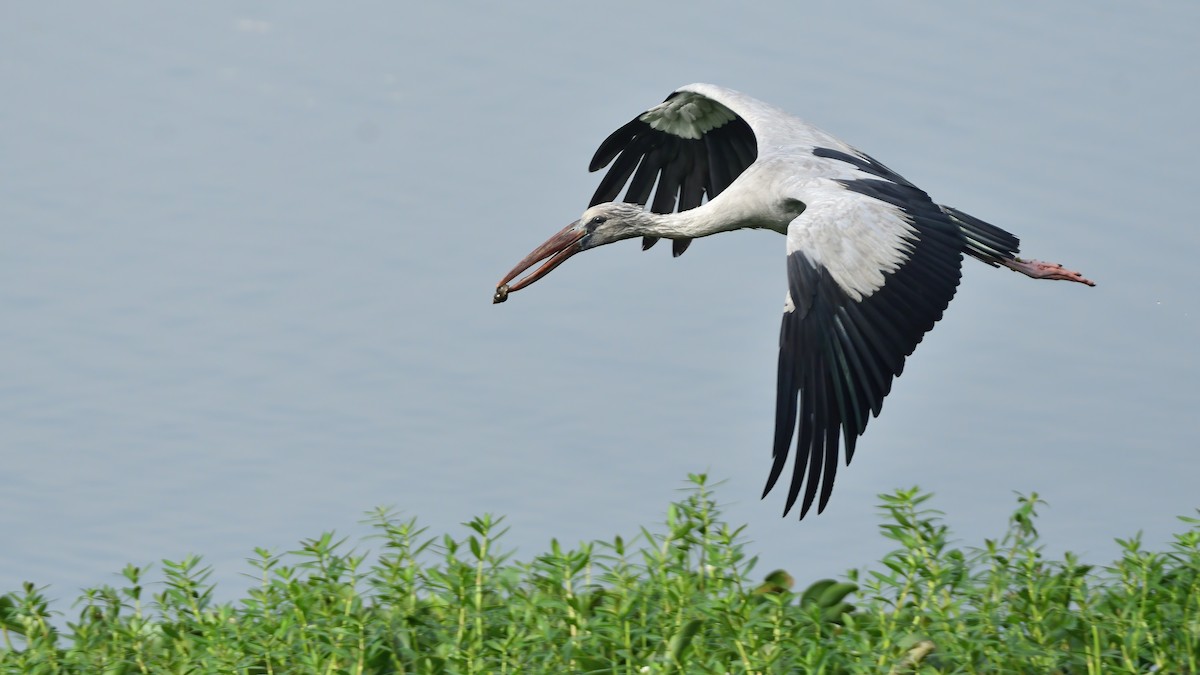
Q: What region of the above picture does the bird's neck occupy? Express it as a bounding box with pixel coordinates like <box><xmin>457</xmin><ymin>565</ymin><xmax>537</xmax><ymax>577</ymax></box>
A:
<box><xmin>639</xmin><ymin>198</ymin><xmax>759</xmax><ymax>240</ymax></box>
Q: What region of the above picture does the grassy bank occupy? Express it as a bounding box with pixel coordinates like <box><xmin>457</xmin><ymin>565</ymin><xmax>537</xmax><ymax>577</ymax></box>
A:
<box><xmin>3</xmin><ymin>475</ymin><xmax>1198</xmax><ymax>673</ymax></box>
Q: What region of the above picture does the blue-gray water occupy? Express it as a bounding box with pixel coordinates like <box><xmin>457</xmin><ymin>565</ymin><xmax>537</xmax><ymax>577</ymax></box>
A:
<box><xmin>4</xmin><ymin>3</ymin><xmax>1198</xmax><ymax>606</ymax></box>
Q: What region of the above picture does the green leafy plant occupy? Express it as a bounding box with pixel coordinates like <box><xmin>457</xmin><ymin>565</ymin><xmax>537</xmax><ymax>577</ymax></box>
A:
<box><xmin>2</xmin><ymin>476</ymin><xmax>1198</xmax><ymax>673</ymax></box>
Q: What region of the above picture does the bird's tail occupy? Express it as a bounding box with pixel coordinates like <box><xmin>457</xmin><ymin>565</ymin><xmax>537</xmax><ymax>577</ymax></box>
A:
<box><xmin>941</xmin><ymin>205</ymin><xmax>1021</xmax><ymax>267</ymax></box>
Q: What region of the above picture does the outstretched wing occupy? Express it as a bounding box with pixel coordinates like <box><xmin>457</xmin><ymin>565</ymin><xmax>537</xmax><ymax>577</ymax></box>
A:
<box><xmin>588</xmin><ymin>89</ymin><xmax>758</xmax><ymax>256</ymax></box>
<box><xmin>765</xmin><ymin>177</ymin><xmax>966</xmax><ymax>518</ymax></box>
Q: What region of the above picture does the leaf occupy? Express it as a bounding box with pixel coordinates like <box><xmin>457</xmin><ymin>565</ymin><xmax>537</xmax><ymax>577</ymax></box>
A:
<box><xmin>798</xmin><ymin>579</ymin><xmax>836</xmax><ymax>605</ymax></box>
<box><xmin>817</xmin><ymin>582</ymin><xmax>858</xmax><ymax>609</ymax></box>
<box><xmin>821</xmin><ymin>601</ymin><xmax>855</xmax><ymax>623</ymax></box>
<box><xmin>0</xmin><ymin>595</ymin><xmax>24</xmax><ymax>635</ymax></box>
<box><xmin>755</xmin><ymin>569</ymin><xmax>797</xmax><ymax>595</ymax></box>
<box><xmin>667</xmin><ymin>618</ymin><xmax>703</xmax><ymax>664</ymax></box>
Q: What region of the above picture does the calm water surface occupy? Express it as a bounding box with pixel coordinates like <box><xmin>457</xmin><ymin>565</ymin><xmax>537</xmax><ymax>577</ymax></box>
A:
<box><xmin>3</xmin><ymin>3</ymin><xmax>1198</xmax><ymax>604</ymax></box>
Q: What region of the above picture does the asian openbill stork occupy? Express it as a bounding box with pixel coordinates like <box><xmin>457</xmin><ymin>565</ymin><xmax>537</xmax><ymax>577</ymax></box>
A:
<box><xmin>493</xmin><ymin>83</ymin><xmax>1093</xmax><ymax>519</ymax></box>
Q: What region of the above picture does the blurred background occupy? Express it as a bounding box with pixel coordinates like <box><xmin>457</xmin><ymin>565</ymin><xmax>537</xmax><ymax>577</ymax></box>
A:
<box><xmin>3</xmin><ymin>2</ymin><xmax>1197</xmax><ymax>606</ymax></box>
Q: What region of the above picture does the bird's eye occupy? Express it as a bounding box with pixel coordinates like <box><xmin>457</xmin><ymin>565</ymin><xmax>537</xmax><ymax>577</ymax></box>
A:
<box><xmin>590</xmin><ymin>216</ymin><xmax>607</xmax><ymax>226</ymax></box>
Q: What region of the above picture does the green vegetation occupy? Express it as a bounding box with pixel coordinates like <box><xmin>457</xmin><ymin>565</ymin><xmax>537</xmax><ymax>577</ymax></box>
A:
<box><xmin>3</xmin><ymin>475</ymin><xmax>1198</xmax><ymax>673</ymax></box>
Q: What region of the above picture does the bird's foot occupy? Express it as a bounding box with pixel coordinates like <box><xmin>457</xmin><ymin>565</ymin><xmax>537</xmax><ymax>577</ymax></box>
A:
<box><xmin>1003</xmin><ymin>258</ymin><xmax>1095</xmax><ymax>286</ymax></box>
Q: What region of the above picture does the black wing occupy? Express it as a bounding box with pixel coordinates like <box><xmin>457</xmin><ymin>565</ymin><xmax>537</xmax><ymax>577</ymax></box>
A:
<box><xmin>587</xmin><ymin>91</ymin><xmax>758</xmax><ymax>256</ymax></box>
<box><xmin>765</xmin><ymin>177</ymin><xmax>967</xmax><ymax>519</ymax></box>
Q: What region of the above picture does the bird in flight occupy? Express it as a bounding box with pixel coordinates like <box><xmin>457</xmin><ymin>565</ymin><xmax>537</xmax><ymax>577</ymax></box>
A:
<box><xmin>493</xmin><ymin>83</ymin><xmax>1094</xmax><ymax>519</ymax></box>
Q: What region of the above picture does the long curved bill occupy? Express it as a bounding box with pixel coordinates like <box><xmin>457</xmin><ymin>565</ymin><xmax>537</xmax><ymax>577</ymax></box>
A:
<box><xmin>493</xmin><ymin>221</ymin><xmax>585</xmax><ymax>304</ymax></box>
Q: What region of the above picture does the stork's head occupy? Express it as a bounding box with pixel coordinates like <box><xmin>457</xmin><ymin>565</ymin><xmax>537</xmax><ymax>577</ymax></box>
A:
<box><xmin>576</xmin><ymin>202</ymin><xmax>651</xmax><ymax>248</ymax></box>
<box><xmin>493</xmin><ymin>202</ymin><xmax>650</xmax><ymax>303</ymax></box>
